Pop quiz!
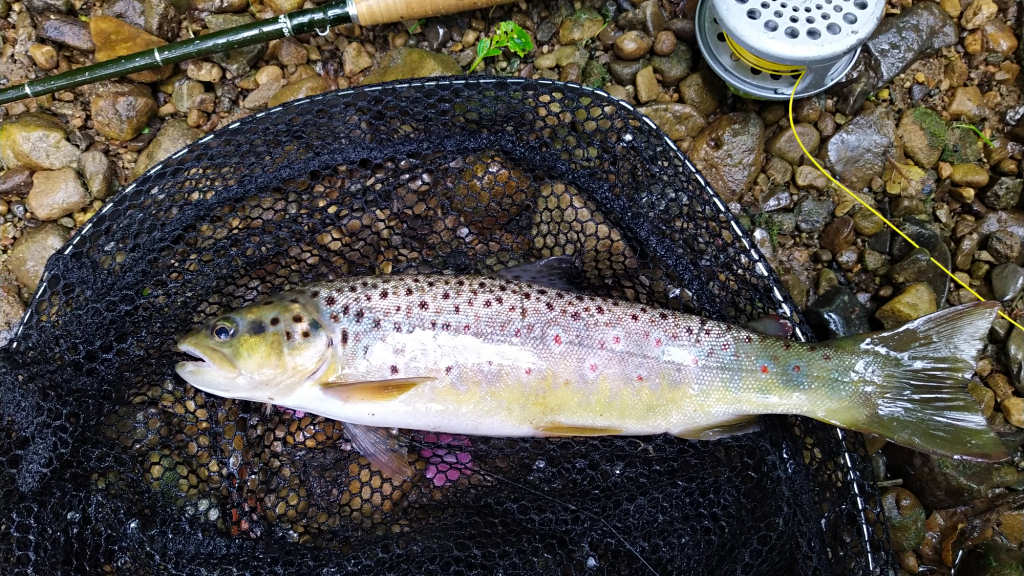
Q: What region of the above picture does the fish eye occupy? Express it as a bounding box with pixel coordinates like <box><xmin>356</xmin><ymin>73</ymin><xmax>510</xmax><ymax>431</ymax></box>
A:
<box><xmin>211</xmin><ymin>318</ymin><xmax>237</xmax><ymax>341</ymax></box>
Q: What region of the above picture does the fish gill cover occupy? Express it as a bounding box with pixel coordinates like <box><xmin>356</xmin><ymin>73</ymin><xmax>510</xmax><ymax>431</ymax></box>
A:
<box><xmin>0</xmin><ymin>78</ymin><xmax>891</xmax><ymax>575</ymax></box>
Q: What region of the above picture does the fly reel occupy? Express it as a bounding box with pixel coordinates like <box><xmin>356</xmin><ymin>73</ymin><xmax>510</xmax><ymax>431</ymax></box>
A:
<box><xmin>695</xmin><ymin>0</ymin><xmax>885</xmax><ymax>100</ymax></box>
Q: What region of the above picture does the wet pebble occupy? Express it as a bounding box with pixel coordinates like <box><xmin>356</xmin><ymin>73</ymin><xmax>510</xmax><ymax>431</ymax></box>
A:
<box><xmin>948</xmin><ymin>86</ymin><xmax>987</xmax><ymax>121</ymax></box>
<box><xmin>268</xmin><ymin>75</ymin><xmax>329</xmax><ymax>108</ymax></box>
<box><xmin>614</xmin><ymin>31</ymin><xmax>652</xmax><ymax>61</ymax></box>
<box><xmin>608</xmin><ymin>58</ymin><xmax>646</xmax><ymax>85</ymax></box>
<box><xmin>865</xmin><ymin>2</ymin><xmax>957</xmax><ymax>85</ymax></box>
<box><xmin>988</xmin><ymin>229</ymin><xmax>1021</xmax><ymax>263</ymax></box>
<box><xmin>558</xmin><ymin>9</ymin><xmax>605</xmax><ymax>45</ymax></box>
<box><xmin>825</xmin><ymin>107</ymin><xmax>895</xmax><ymax>192</ymax></box>
<box><xmin>652</xmin><ymin>30</ymin><xmax>676</xmax><ymax>56</ymax></box>
<box><xmin>0</xmin><ymin>168</ymin><xmax>33</xmax><ymax>198</ymax></box>
<box><xmin>881</xmin><ymin>488</ymin><xmax>926</xmax><ymax>553</ymax></box>
<box><xmin>949</xmin><ymin>163</ymin><xmax>989</xmax><ymax>188</ymax></box>
<box><xmin>1004</xmin><ymin>397</ymin><xmax>1024</xmax><ymax>428</ymax></box>
<box><xmin>875</xmin><ymin>282</ymin><xmax>936</xmax><ymax>329</ymax></box>
<box><xmin>678</xmin><ymin>70</ymin><xmax>723</xmax><ymax>117</ymax></box>
<box><xmin>343</xmin><ymin>42</ymin><xmax>373</xmax><ymax>76</ymax></box>
<box><xmin>794</xmin><ymin>197</ymin><xmax>834</xmax><ymax>233</ymax></box>
<box><xmin>186</xmin><ymin>61</ymin><xmax>223</xmax><ymax>83</ymax></box>
<box><xmin>689</xmin><ymin>113</ymin><xmax>765</xmax><ymax>203</ymax></box>
<box><xmin>766</xmin><ymin>123</ymin><xmax>819</xmax><ymax>166</ymax></box>
<box><xmin>28</xmin><ymin>42</ymin><xmax>58</xmax><ymax>70</ymax></box>
<box><xmin>90</xmin><ymin>15</ymin><xmax>172</xmax><ymax>83</ymax></box>
<box><xmin>35</xmin><ymin>13</ymin><xmax>93</xmax><ymax>52</ymax></box>
<box><xmin>132</xmin><ymin>120</ymin><xmax>202</xmax><ymax>178</ymax></box>
<box><xmin>91</xmin><ymin>83</ymin><xmax>157</xmax><ymax>141</ymax></box>
<box><xmin>0</xmin><ymin>113</ymin><xmax>81</xmax><ymax>171</ymax></box>
<box><xmin>79</xmin><ymin>150</ymin><xmax>116</xmax><ymax>200</ymax></box>
<box><xmin>992</xmin><ymin>263</ymin><xmax>1024</xmax><ymax>301</ymax></box>
<box><xmin>27</xmin><ymin>168</ymin><xmax>89</xmax><ymax>221</ymax></box>
<box><xmin>982</xmin><ymin>177</ymin><xmax>1023</xmax><ymax>210</ymax></box>
<box><xmin>634</xmin><ymin>66</ymin><xmax>660</xmax><ymax>103</ymax></box>
<box><xmin>362</xmin><ymin>47</ymin><xmax>461</xmax><ymax>84</ymax></box>
<box><xmin>806</xmin><ymin>286</ymin><xmax>870</xmax><ymax>338</ymax></box>
<box><xmin>638</xmin><ymin>103</ymin><xmax>706</xmax><ymax>140</ymax></box>
<box><xmin>650</xmin><ymin>44</ymin><xmax>692</xmax><ymax>85</ymax></box>
<box><xmin>7</xmin><ymin>224</ymin><xmax>69</xmax><ymax>292</ymax></box>
<box><xmin>820</xmin><ymin>216</ymin><xmax>854</xmax><ymax>254</ymax></box>
<box><xmin>889</xmin><ymin>247</ymin><xmax>932</xmax><ymax>285</ymax></box>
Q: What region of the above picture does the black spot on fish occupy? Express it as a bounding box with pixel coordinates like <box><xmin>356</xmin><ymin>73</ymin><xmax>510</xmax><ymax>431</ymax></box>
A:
<box><xmin>325</xmin><ymin>295</ymin><xmax>336</xmax><ymax>307</ymax></box>
<box><xmin>270</xmin><ymin>317</ymin><xmax>280</xmax><ymax>326</ymax></box>
<box><xmin>380</xmin><ymin>289</ymin><xmax>388</xmax><ymax>299</ymax></box>
<box><xmin>293</xmin><ymin>314</ymin><xmax>303</xmax><ymax>323</ymax></box>
<box><xmin>420</xmin><ymin>300</ymin><xmax>429</xmax><ymax>310</ymax></box>
<box><xmin>341</xmin><ymin>328</ymin><xmax>349</xmax><ymax>345</ymax></box>
<box><xmin>390</xmin><ymin>365</ymin><xmax>399</xmax><ymax>375</ymax></box>
<box><xmin>250</xmin><ymin>321</ymin><xmax>266</xmax><ymax>335</ymax></box>
<box><xmin>355</xmin><ymin>310</ymin><xmax>364</xmax><ymax>323</ymax></box>
<box><xmin>342</xmin><ymin>304</ymin><xmax>350</xmax><ymax>316</ymax></box>
<box><xmin>330</xmin><ymin>313</ymin><xmax>339</xmax><ymax>323</ymax></box>
<box><xmin>302</xmin><ymin>330</ymin><xmax>311</xmax><ymax>339</ymax></box>
<box><xmin>310</xmin><ymin>291</ymin><xmax>319</xmax><ymax>298</ymax></box>
<box><xmin>285</xmin><ymin>331</ymin><xmax>293</xmax><ymax>341</ymax></box>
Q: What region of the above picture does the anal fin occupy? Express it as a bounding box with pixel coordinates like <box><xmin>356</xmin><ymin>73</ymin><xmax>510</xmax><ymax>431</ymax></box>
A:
<box><xmin>536</xmin><ymin>423</ymin><xmax>624</xmax><ymax>436</ymax></box>
<box><xmin>673</xmin><ymin>416</ymin><xmax>761</xmax><ymax>440</ymax></box>
<box><xmin>344</xmin><ymin>423</ymin><xmax>412</xmax><ymax>480</ymax></box>
<box><xmin>322</xmin><ymin>377</ymin><xmax>433</xmax><ymax>402</ymax></box>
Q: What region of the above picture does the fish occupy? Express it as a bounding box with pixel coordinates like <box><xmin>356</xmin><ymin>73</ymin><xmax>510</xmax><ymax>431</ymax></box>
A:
<box><xmin>175</xmin><ymin>262</ymin><xmax>1011</xmax><ymax>479</ymax></box>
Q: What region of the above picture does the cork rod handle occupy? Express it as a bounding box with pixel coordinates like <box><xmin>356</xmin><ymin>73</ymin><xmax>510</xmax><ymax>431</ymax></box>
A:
<box><xmin>350</xmin><ymin>0</ymin><xmax>516</xmax><ymax>26</ymax></box>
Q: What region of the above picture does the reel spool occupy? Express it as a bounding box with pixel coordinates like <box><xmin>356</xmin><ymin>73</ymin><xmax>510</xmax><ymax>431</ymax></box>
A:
<box><xmin>695</xmin><ymin>0</ymin><xmax>885</xmax><ymax>100</ymax></box>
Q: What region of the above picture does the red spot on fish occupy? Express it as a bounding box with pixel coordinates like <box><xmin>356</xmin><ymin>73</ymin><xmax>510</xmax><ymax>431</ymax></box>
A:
<box><xmin>463</xmin><ymin>324</ymin><xmax>471</xmax><ymax>333</ymax></box>
<box><xmin>525</xmin><ymin>368</ymin><xmax>532</xmax><ymax>375</ymax></box>
<box><xmin>329</xmin><ymin>313</ymin><xmax>339</xmax><ymax>323</ymax></box>
<box><xmin>514</xmin><ymin>328</ymin><xmax>522</xmax><ymax>337</ymax></box>
<box><xmin>390</xmin><ymin>365</ymin><xmax>399</xmax><ymax>375</ymax></box>
<box><xmin>554</xmin><ymin>334</ymin><xmax>563</xmax><ymax>345</ymax></box>
<box><xmin>655</xmin><ymin>338</ymin><xmax>662</xmax><ymax>347</ymax></box>
<box><xmin>589</xmin><ymin>363</ymin><xmax>597</xmax><ymax>372</ymax></box>
<box><xmin>613</xmin><ymin>336</ymin><xmax>621</xmax><ymax>344</ymax></box>
<box><xmin>636</xmin><ymin>375</ymin><xmax>644</xmax><ymax>382</ymax></box>
<box><xmin>760</xmin><ymin>365</ymin><xmax>769</xmax><ymax>374</ymax></box>
<box><xmin>792</xmin><ymin>365</ymin><xmax>801</xmax><ymax>373</ymax></box>
<box><xmin>419</xmin><ymin>300</ymin><xmax>429</xmax><ymax>310</ymax></box>
<box><xmin>692</xmin><ymin>357</ymin><xmax>699</xmax><ymax>366</ymax></box>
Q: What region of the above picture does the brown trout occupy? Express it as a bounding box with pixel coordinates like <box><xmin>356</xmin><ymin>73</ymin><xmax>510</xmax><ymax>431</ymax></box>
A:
<box><xmin>175</xmin><ymin>268</ymin><xmax>1009</xmax><ymax>477</ymax></box>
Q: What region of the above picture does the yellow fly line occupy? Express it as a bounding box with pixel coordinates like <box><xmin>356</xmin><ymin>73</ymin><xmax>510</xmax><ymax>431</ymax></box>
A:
<box><xmin>721</xmin><ymin>31</ymin><xmax>1024</xmax><ymax>332</ymax></box>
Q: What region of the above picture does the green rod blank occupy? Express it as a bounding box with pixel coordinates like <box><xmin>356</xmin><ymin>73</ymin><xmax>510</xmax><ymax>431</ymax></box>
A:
<box><xmin>0</xmin><ymin>0</ymin><xmax>352</xmax><ymax>105</ymax></box>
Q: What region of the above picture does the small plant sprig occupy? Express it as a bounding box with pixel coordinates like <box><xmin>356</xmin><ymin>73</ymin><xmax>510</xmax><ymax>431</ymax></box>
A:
<box><xmin>468</xmin><ymin>21</ymin><xmax>534</xmax><ymax>73</ymax></box>
<box><xmin>952</xmin><ymin>122</ymin><xmax>994</xmax><ymax>148</ymax></box>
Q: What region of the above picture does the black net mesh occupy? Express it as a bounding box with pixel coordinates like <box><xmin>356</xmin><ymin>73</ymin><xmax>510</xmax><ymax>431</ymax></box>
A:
<box><xmin>0</xmin><ymin>78</ymin><xmax>893</xmax><ymax>575</ymax></box>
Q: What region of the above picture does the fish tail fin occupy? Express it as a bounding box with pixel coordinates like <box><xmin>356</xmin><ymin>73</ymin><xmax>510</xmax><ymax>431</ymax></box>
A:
<box><xmin>832</xmin><ymin>300</ymin><xmax>1012</xmax><ymax>461</ymax></box>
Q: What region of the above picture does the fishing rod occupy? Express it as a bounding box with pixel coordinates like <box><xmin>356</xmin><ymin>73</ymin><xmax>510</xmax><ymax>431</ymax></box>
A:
<box><xmin>0</xmin><ymin>0</ymin><xmax>514</xmax><ymax>105</ymax></box>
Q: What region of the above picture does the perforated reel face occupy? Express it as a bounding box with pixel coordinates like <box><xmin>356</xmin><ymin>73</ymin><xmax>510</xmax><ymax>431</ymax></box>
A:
<box><xmin>711</xmin><ymin>0</ymin><xmax>884</xmax><ymax>63</ymax></box>
<box><xmin>0</xmin><ymin>79</ymin><xmax>891</xmax><ymax>575</ymax></box>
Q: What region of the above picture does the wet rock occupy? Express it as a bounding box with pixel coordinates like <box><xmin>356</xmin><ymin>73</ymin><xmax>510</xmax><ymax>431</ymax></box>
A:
<box><xmin>91</xmin><ymin>15</ymin><xmax>172</xmax><ymax>83</ymax></box>
<box><xmin>988</xmin><ymin>229</ymin><xmax>1021</xmax><ymax>263</ymax></box>
<box><xmin>608</xmin><ymin>58</ymin><xmax>646</xmax><ymax>85</ymax></box>
<box><xmin>0</xmin><ymin>168</ymin><xmax>33</xmax><ymax>198</ymax></box>
<box><xmin>942</xmin><ymin>124</ymin><xmax>986</xmax><ymax>164</ymax></box>
<box><xmin>535</xmin><ymin>18</ymin><xmax>556</xmax><ymax>44</ymax></box>
<box><xmin>828</xmin><ymin>52</ymin><xmax>879</xmax><ymax>117</ymax></box>
<box><xmin>970</xmin><ymin>380</ymin><xmax>996</xmax><ymax>417</ymax></box>
<box><xmin>650</xmin><ymin>44</ymin><xmax>692</xmax><ymax>85</ymax></box>
<box><xmin>766</xmin><ymin>124</ymin><xmax>819</xmax><ymax>166</ymax></box>
<box><xmin>795</xmin><ymin>165</ymin><xmax>830</xmax><ymax>190</ymax></box>
<box><xmin>865</xmin><ymin>2</ymin><xmax>957</xmax><ymax>85</ymax></box>
<box><xmin>638</xmin><ymin>103</ymin><xmax>705</xmax><ymax>140</ymax></box>
<box><xmin>206</xmin><ymin>14</ymin><xmax>264</xmax><ymax>77</ymax></box>
<box><xmin>639</xmin><ymin>0</ymin><xmax>665</xmax><ymax>36</ymax></box>
<box><xmin>795</xmin><ymin>197</ymin><xmax>834</xmax><ymax>232</ymax></box>
<box><xmin>862</xmin><ymin>248</ymin><xmax>887</xmax><ymax>272</ymax></box>
<box><xmin>956</xmin><ymin>231</ymin><xmax>980</xmax><ymax>270</ymax></box>
<box><xmin>982</xmin><ymin>177</ymin><xmax>1023</xmax><ymax>210</ymax></box>
<box><xmin>28</xmin><ymin>43</ymin><xmax>57</xmax><ymax>70</ymax></box>
<box><xmin>0</xmin><ymin>113</ymin><xmax>80</xmax><ymax>171</ymax></box>
<box><xmin>875</xmin><ymin>282</ymin><xmax>936</xmax><ymax>329</ymax></box>
<box><xmin>559</xmin><ymin>9</ymin><xmax>605</xmax><ymax>44</ymax></box>
<box><xmin>614</xmin><ymin>31</ymin><xmax>652</xmax><ymax>60</ymax></box>
<box><xmin>90</xmin><ymin>82</ymin><xmax>156</xmax><ymax>141</ymax></box>
<box><xmin>102</xmin><ymin>0</ymin><xmax>143</xmax><ymax>28</ymax></box>
<box><xmin>7</xmin><ymin>224</ymin><xmax>68</xmax><ymax>292</ymax></box>
<box><xmin>172</xmin><ymin>79</ymin><xmax>206</xmax><ymax>112</ymax></box>
<box><xmin>1004</xmin><ymin>397</ymin><xmax>1024</xmax><ymax>428</ymax></box>
<box><xmin>143</xmin><ymin>0</ymin><xmax>180</xmax><ymax>41</ymax></box>
<box><xmin>760</xmin><ymin>187</ymin><xmax>792</xmax><ymax>212</ymax></box>
<box><xmin>689</xmin><ymin>113</ymin><xmax>765</xmax><ymax>203</ymax></box>
<box><xmin>853</xmin><ymin>207</ymin><xmax>884</xmax><ymax>236</ymax></box>
<box><xmin>958</xmin><ymin>543</ymin><xmax>1024</xmax><ymax>576</ymax></box>
<box><xmin>961</xmin><ymin>0</ymin><xmax>997</xmax><ymax>29</ymax></box>
<box><xmin>186</xmin><ymin>61</ymin><xmax>222</xmax><ymax>83</ymax></box>
<box><xmin>133</xmin><ymin>120</ymin><xmax>202</xmax><ymax>179</ymax></box>
<box><xmin>889</xmin><ymin>247</ymin><xmax>932</xmax><ymax>284</ymax></box>
<box><xmin>0</xmin><ymin>279</ymin><xmax>24</xmax><ymax>344</ymax></box>
<box><xmin>634</xmin><ymin>66</ymin><xmax>660</xmax><ymax>103</ymax></box>
<box><xmin>806</xmin><ymin>287</ymin><xmax>870</xmax><ymax>339</ymax></box>
<box><xmin>984</xmin><ymin>21</ymin><xmax>1018</xmax><ymax>56</ymax></box>
<box><xmin>653</xmin><ymin>30</ymin><xmax>676</xmax><ymax>56</ymax></box>
<box><xmin>764</xmin><ymin>158</ymin><xmax>792</xmax><ymax>185</ymax></box>
<box><xmin>423</xmin><ymin>21</ymin><xmax>451</xmax><ymax>51</ymax></box>
<box><xmin>79</xmin><ymin>150</ymin><xmax>115</xmax><ymax>200</ymax></box>
<box><xmin>25</xmin><ymin>0</ymin><xmax>69</xmax><ymax>14</ymax></box>
<box><xmin>992</xmin><ymin>263</ymin><xmax>1024</xmax><ymax>301</ymax></box>
<box><xmin>898</xmin><ymin>107</ymin><xmax>946</xmax><ymax>168</ymax></box>
<box><xmin>821</xmin><ymin>216</ymin><xmax>854</xmax><ymax>253</ymax></box>
<box><xmin>362</xmin><ymin>47</ymin><xmax>461</xmax><ymax>85</ymax></box>
<box><xmin>36</xmin><ymin>12</ymin><xmax>94</xmax><ymax>51</ymax></box>
<box><xmin>825</xmin><ymin>106</ymin><xmax>895</xmax><ymax>192</ymax></box>
<box><xmin>889</xmin><ymin>448</ymin><xmax>1021</xmax><ymax>509</ymax></box>
<box><xmin>948</xmin><ymin>86</ymin><xmax>986</xmax><ymax>121</ymax></box>
<box><xmin>277</xmin><ymin>37</ymin><xmax>308</xmax><ymax>67</ymax></box>
<box><xmin>268</xmin><ymin>75</ymin><xmax>329</xmax><ymax>108</ymax></box>
<box><xmin>343</xmin><ymin>42</ymin><xmax>373</xmax><ymax>76</ymax></box>
<box><xmin>192</xmin><ymin>0</ymin><xmax>246</xmax><ymax>12</ymax></box>
<box><xmin>881</xmin><ymin>488</ymin><xmax>926</xmax><ymax>553</ymax></box>
<box><xmin>679</xmin><ymin>70</ymin><xmax>724</xmax><ymax>117</ymax></box>
<box><xmin>266</xmin><ymin>0</ymin><xmax>301</xmax><ymax>14</ymax></box>
<box><xmin>27</xmin><ymin>168</ymin><xmax>89</xmax><ymax>221</ymax></box>
<box><xmin>782</xmin><ymin>273</ymin><xmax>808</xmax><ymax>309</ymax></box>
<box><xmin>950</xmin><ymin>163</ymin><xmax>989</xmax><ymax>188</ymax></box>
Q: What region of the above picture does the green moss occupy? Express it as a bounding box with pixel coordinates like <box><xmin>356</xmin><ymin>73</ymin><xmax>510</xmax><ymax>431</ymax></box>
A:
<box><xmin>911</xmin><ymin>107</ymin><xmax>948</xmax><ymax>149</ymax></box>
<box><xmin>941</xmin><ymin>126</ymin><xmax>985</xmax><ymax>163</ymax></box>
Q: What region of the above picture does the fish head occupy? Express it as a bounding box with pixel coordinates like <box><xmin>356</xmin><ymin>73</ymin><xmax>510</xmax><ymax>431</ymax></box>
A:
<box><xmin>175</xmin><ymin>296</ymin><xmax>331</xmax><ymax>402</ymax></box>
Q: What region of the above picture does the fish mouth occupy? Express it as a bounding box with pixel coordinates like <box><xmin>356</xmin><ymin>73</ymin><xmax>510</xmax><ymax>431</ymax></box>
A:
<box><xmin>174</xmin><ymin>339</ymin><xmax>241</xmax><ymax>391</ymax></box>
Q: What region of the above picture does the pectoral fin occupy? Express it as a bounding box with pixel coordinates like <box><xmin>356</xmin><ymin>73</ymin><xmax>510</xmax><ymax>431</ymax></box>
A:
<box><xmin>321</xmin><ymin>377</ymin><xmax>433</xmax><ymax>402</ymax></box>
<box><xmin>536</xmin><ymin>423</ymin><xmax>624</xmax><ymax>436</ymax></box>
<box><xmin>673</xmin><ymin>416</ymin><xmax>760</xmax><ymax>440</ymax></box>
<box><xmin>344</xmin><ymin>423</ymin><xmax>412</xmax><ymax>480</ymax></box>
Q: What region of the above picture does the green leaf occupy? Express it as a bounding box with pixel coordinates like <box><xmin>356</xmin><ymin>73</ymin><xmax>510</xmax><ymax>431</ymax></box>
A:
<box><xmin>476</xmin><ymin>37</ymin><xmax>491</xmax><ymax>59</ymax></box>
<box><xmin>507</xmin><ymin>26</ymin><xmax>534</xmax><ymax>57</ymax></box>
<box><xmin>468</xmin><ymin>21</ymin><xmax>535</xmax><ymax>73</ymax></box>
